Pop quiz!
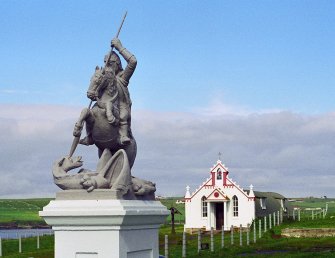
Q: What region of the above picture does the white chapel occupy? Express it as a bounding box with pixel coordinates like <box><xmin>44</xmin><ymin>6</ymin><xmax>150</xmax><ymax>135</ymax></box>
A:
<box><xmin>184</xmin><ymin>159</ymin><xmax>290</xmax><ymax>231</ymax></box>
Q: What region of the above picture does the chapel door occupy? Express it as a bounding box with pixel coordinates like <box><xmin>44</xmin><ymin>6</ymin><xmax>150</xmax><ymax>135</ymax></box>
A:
<box><xmin>215</xmin><ymin>203</ymin><xmax>224</xmax><ymax>230</ymax></box>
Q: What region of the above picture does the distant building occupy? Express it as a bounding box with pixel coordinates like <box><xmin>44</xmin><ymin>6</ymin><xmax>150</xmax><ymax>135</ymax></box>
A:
<box><xmin>184</xmin><ymin>159</ymin><xmax>291</xmax><ymax>231</ymax></box>
<box><xmin>155</xmin><ymin>195</ymin><xmax>166</xmax><ymax>200</ymax></box>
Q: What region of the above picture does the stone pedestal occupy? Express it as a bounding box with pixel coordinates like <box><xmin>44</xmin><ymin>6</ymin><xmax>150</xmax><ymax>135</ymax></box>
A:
<box><xmin>39</xmin><ymin>190</ymin><xmax>169</xmax><ymax>258</ymax></box>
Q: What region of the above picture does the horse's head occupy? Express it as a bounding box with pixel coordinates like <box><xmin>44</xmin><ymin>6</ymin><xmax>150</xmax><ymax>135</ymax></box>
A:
<box><xmin>87</xmin><ymin>66</ymin><xmax>105</xmax><ymax>100</ymax></box>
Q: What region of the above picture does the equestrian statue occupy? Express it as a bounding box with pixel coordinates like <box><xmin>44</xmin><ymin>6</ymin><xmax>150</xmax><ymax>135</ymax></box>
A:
<box><xmin>52</xmin><ymin>13</ymin><xmax>156</xmax><ymax>200</ymax></box>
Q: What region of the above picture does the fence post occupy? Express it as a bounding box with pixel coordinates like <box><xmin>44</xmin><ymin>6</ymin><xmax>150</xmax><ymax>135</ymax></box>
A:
<box><xmin>277</xmin><ymin>211</ymin><xmax>280</xmax><ymax>225</ymax></box>
<box><xmin>231</xmin><ymin>225</ymin><xmax>234</xmax><ymax>245</ymax></box>
<box><xmin>37</xmin><ymin>232</ymin><xmax>40</xmax><ymax>249</ymax></box>
<box><xmin>280</xmin><ymin>210</ymin><xmax>283</xmax><ymax>223</ymax></box>
<box><xmin>0</xmin><ymin>237</ymin><xmax>2</xmax><ymax>257</ymax></box>
<box><xmin>198</xmin><ymin>229</ymin><xmax>201</xmax><ymax>254</ymax></box>
<box><xmin>247</xmin><ymin>223</ymin><xmax>250</xmax><ymax>246</ymax></box>
<box><xmin>210</xmin><ymin>227</ymin><xmax>214</xmax><ymax>252</ymax></box>
<box><xmin>221</xmin><ymin>226</ymin><xmax>224</xmax><ymax>248</ymax></box>
<box><xmin>239</xmin><ymin>224</ymin><xmax>242</xmax><ymax>246</ymax></box>
<box><xmin>293</xmin><ymin>209</ymin><xmax>296</xmax><ymax>220</ymax></box>
<box><xmin>19</xmin><ymin>235</ymin><xmax>22</xmax><ymax>253</ymax></box>
<box><xmin>182</xmin><ymin>231</ymin><xmax>186</xmax><ymax>258</ymax></box>
<box><xmin>253</xmin><ymin>221</ymin><xmax>256</xmax><ymax>243</ymax></box>
<box><xmin>326</xmin><ymin>203</ymin><xmax>328</xmax><ymax>216</ymax></box>
<box><xmin>258</xmin><ymin>220</ymin><xmax>261</xmax><ymax>238</ymax></box>
<box><xmin>269</xmin><ymin>214</ymin><xmax>272</xmax><ymax>229</ymax></box>
<box><xmin>298</xmin><ymin>209</ymin><xmax>301</xmax><ymax>221</ymax></box>
<box><xmin>264</xmin><ymin>216</ymin><xmax>267</xmax><ymax>232</ymax></box>
<box><xmin>273</xmin><ymin>212</ymin><xmax>276</xmax><ymax>227</ymax></box>
<box><xmin>164</xmin><ymin>235</ymin><xmax>168</xmax><ymax>258</ymax></box>
<box><xmin>312</xmin><ymin>210</ymin><xmax>314</xmax><ymax>220</ymax></box>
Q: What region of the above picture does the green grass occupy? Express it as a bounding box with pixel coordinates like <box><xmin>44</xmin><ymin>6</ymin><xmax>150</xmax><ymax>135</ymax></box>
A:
<box><xmin>0</xmin><ymin>199</ymin><xmax>52</xmax><ymax>227</ymax></box>
<box><xmin>281</xmin><ymin>216</ymin><xmax>335</xmax><ymax>229</ymax></box>
<box><xmin>290</xmin><ymin>198</ymin><xmax>335</xmax><ymax>211</ymax></box>
<box><xmin>1</xmin><ymin>235</ymin><xmax>54</xmax><ymax>258</ymax></box>
<box><xmin>2</xmin><ymin>221</ymin><xmax>334</xmax><ymax>258</ymax></box>
<box><xmin>0</xmin><ymin>197</ymin><xmax>335</xmax><ymax>257</ymax></box>
<box><xmin>159</xmin><ymin>197</ymin><xmax>185</xmax><ymax>223</ymax></box>
<box><xmin>159</xmin><ymin>222</ymin><xmax>335</xmax><ymax>257</ymax></box>
<box><xmin>158</xmin><ymin>196</ymin><xmax>335</xmax><ymax>258</ymax></box>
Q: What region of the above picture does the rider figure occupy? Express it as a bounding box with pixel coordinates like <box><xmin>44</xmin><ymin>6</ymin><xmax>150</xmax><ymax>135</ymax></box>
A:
<box><xmin>77</xmin><ymin>38</ymin><xmax>137</xmax><ymax>147</ymax></box>
<box><xmin>105</xmin><ymin>38</ymin><xmax>137</xmax><ymax>145</ymax></box>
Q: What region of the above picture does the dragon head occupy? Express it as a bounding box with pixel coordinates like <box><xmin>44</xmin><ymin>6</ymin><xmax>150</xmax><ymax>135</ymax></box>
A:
<box><xmin>58</xmin><ymin>156</ymin><xmax>83</xmax><ymax>172</ymax></box>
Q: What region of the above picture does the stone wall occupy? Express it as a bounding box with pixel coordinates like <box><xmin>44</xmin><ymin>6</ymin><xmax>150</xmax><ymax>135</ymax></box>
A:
<box><xmin>282</xmin><ymin>228</ymin><xmax>335</xmax><ymax>238</ymax></box>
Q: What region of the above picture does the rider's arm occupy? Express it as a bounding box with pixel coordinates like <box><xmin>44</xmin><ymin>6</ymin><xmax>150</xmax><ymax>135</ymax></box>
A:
<box><xmin>112</xmin><ymin>38</ymin><xmax>137</xmax><ymax>84</ymax></box>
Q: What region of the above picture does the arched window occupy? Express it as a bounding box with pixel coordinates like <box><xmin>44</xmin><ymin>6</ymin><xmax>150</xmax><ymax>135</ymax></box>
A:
<box><xmin>201</xmin><ymin>196</ymin><xmax>208</xmax><ymax>217</ymax></box>
<box><xmin>233</xmin><ymin>195</ymin><xmax>238</xmax><ymax>217</ymax></box>
<box><xmin>217</xmin><ymin>168</ymin><xmax>222</xmax><ymax>180</ymax></box>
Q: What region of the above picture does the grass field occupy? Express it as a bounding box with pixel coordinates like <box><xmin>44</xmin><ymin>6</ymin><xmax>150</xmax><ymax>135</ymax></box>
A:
<box><xmin>159</xmin><ymin>224</ymin><xmax>335</xmax><ymax>257</ymax></box>
<box><xmin>0</xmin><ymin>235</ymin><xmax>54</xmax><ymax>258</ymax></box>
<box><xmin>159</xmin><ymin>197</ymin><xmax>185</xmax><ymax>224</ymax></box>
<box><xmin>0</xmin><ymin>197</ymin><xmax>334</xmax><ymax>257</ymax></box>
<box><xmin>0</xmin><ymin>197</ymin><xmax>333</xmax><ymax>226</ymax></box>
<box><xmin>0</xmin><ymin>199</ymin><xmax>52</xmax><ymax>227</ymax></box>
<box><xmin>1</xmin><ymin>219</ymin><xmax>335</xmax><ymax>258</ymax></box>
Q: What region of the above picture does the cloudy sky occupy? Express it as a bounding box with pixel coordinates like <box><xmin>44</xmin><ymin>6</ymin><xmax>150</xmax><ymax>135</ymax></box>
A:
<box><xmin>1</xmin><ymin>1</ymin><xmax>335</xmax><ymax>198</ymax></box>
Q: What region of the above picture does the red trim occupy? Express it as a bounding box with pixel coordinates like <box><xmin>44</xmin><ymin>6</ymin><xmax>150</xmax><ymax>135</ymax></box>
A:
<box><xmin>223</xmin><ymin>184</ymin><xmax>234</xmax><ymax>188</ymax></box>
<box><xmin>189</xmin><ymin>177</ymin><xmax>212</xmax><ymax>199</ymax></box>
<box><xmin>226</xmin><ymin>178</ymin><xmax>250</xmax><ymax>198</ymax></box>
<box><xmin>189</xmin><ymin>162</ymin><xmax>251</xmax><ymax>200</ymax></box>
<box><xmin>206</xmin><ymin>188</ymin><xmax>229</xmax><ymax>201</ymax></box>
<box><xmin>211</xmin><ymin>172</ymin><xmax>215</xmax><ymax>186</ymax></box>
<box><xmin>210</xmin><ymin>163</ymin><xmax>229</xmax><ymax>174</ymax></box>
<box><xmin>223</xmin><ymin>171</ymin><xmax>228</xmax><ymax>186</ymax></box>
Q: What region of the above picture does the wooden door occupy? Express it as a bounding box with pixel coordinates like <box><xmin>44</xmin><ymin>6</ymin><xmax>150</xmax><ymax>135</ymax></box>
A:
<box><xmin>215</xmin><ymin>203</ymin><xmax>224</xmax><ymax>230</ymax></box>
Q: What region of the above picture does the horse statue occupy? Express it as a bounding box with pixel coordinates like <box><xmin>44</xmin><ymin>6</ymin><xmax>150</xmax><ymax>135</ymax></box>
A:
<box><xmin>54</xmin><ymin>38</ymin><xmax>154</xmax><ymax>199</ymax></box>
<box><xmin>73</xmin><ymin>65</ymin><xmax>137</xmax><ymax>168</ymax></box>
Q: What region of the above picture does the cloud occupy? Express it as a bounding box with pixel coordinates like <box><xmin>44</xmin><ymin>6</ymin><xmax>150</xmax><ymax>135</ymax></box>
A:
<box><xmin>132</xmin><ymin>109</ymin><xmax>335</xmax><ymax>198</ymax></box>
<box><xmin>0</xmin><ymin>104</ymin><xmax>334</xmax><ymax>198</ymax></box>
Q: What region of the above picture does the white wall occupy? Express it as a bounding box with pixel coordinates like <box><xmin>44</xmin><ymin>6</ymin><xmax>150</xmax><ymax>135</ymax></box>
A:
<box><xmin>185</xmin><ymin>185</ymin><xmax>255</xmax><ymax>231</ymax></box>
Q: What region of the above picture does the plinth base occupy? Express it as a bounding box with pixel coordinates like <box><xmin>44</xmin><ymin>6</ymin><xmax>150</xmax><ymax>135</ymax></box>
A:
<box><xmin>39</xmin><ymin>191</ymin><xmax>169</xmax><ymax>258</ymax></box>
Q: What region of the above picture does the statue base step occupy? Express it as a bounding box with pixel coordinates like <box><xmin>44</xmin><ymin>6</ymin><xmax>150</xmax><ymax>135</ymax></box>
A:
<box><xmin>39</xmin><ymin>191</ymin><xmax>169</xmax><ymax>258</ymax></box>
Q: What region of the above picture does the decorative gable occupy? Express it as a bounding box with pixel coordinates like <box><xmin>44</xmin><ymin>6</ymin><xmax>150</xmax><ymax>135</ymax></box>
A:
<box><xmin>210</xmin><ymin>160</ymin><xmax>229</xmax><ymax>174</ymax></box>
<box><xmin>210</xmin><ymin>160</ymin><xmax>229</xmax><ymax>186</ymax></box>
<box><xmin>206</xmin><ymin>188</ymin><xmax>229</xmax><ymax>202</ymax></box>
<box><xmin>185</xmin><ymin>159</ymin><xmax>254</xmax><ymax>201</ymax></box>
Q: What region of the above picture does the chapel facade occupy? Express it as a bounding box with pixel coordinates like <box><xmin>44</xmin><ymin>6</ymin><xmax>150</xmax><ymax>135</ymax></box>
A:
<box><xmin>184</xmin><ymin>159</ymin><xmax>291</xmax><ymax>231</ymax></box>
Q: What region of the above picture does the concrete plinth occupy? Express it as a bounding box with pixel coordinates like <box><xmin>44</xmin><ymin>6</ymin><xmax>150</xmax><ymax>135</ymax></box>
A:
<box><xmin>39</xmin><ymin>191</ymin><xmax>169</xmax><ymax>258</ymax></box>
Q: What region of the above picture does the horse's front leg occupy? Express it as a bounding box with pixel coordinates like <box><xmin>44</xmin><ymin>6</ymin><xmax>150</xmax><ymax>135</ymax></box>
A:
<box><xmin>73</xmin><ymin>108</ymin><xmax>95</xmax><ymax>146</ymax></box>
<box><xmin>73</xmin><ymin>108</ymin><xmax>91</xmax><ymax>137</ymax></box>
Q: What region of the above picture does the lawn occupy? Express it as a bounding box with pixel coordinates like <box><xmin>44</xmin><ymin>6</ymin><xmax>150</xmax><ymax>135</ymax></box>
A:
<box><xmin>159</xmin><ymin>221</ymin><xmax>335</xmax><ymax>257</ymax></box>
<box><xmin>0</xmin><ymin>199</ymin><xmax>52</xmax><ymax>227</ymax></box>
<box><xmin>159</xmin><ymin>197</ymin><xmax>185</xmax><ymax>224</ymax></box>
<box><xmin>0</xmin><ymin>235</ymin><xmax>54</xmax><ymax>258</ymax></box>
<box><xmin>0</xmin><ymin>197</ymin><xmax>335</xmax><ymax>257</ymax></box>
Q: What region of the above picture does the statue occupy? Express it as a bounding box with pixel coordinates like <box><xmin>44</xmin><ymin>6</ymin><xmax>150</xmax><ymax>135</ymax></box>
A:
<box><xmin>53</xmin><ymin>149</ymin><xmax>156</xmax><ymax>199</ymax></box>
<box><xmin>53</xmin><ymin>14</ymin><xmax>156</xmax><ymax>200</ymax></box>
<box><xmin>72</xmin><ymin>37</ymin><xmax>137</xmax><ymax>166</ymax></box>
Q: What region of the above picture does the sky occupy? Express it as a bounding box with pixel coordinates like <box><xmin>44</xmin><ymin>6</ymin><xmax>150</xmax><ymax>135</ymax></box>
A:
<box><xmin>0</xmin><ymin>1</ymin><xmax>335</xmax><ymax>198</ymax></box>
